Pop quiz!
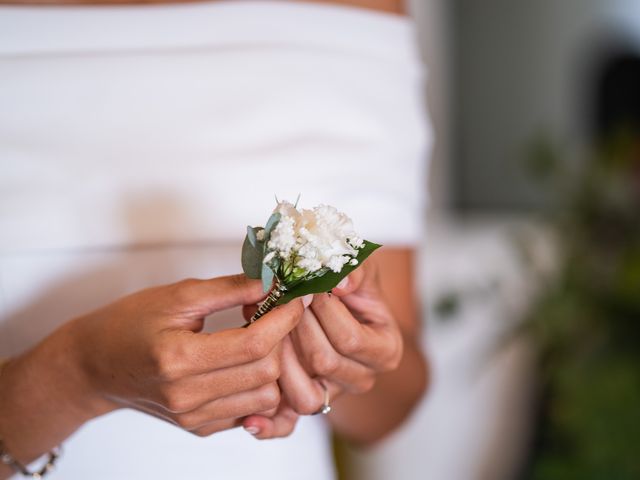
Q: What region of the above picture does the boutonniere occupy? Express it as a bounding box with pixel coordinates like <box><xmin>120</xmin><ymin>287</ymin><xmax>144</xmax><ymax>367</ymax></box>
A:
<box><xmin>242</xmin><ymin>199</ymin><xmax>381</xmax><ymax>323</ymax></box>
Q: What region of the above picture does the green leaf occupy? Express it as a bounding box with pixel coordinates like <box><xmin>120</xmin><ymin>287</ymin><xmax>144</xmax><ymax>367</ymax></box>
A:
<box><xmin>262</xmin><ymin>263</ymin><xmax>274</xmax><ymax>293</ymax></box>
<box><xmin>263</xmin><ymin>212</ymin><xmax>281</xmax><ymax>244</ymax></box>
<box><xmin>247</xmin><ymin>226</ymin><xmax>258</xmax><ymax>248</ymax></box>
<box><xmin>276</xmin><ymin>241</ymin><xmax>382</xmax><ymax>305</ymax></box>
<box><xmin>241</xmin><ymin>227</ymin><xmax>264</xmax><ymax>279</ymax></box>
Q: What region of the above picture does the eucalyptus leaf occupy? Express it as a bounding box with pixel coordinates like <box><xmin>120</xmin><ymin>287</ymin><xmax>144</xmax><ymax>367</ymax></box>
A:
<box><xmin>241</xmin><ymin>227</ymin><xmax>265</xmax><ymax>279</ymax></box>
<box><xmin>276</xmin><ymin>241</ymin><xmax>381</xmax><ymax>305</ymax></box>
<box><xmin>247</xmin><ymin>226</ymin><xmax>258</xmax><ymax>248</ymax></box>
<box><xmin>262</xmin><ymin>263</ymin><xmax>274</xmax><ymax>293</ymax></box>
<box><xmin>263</xmin><ymin>212</ymin><xmax>281</xmax><ymax>244</ymax></box>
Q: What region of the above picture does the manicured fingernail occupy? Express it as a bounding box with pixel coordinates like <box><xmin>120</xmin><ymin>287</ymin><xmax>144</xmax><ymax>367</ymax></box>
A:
<box><xmin>302</xmin><ymin>294</ymin><xmax>314</xmax><ymax>308</ymax></box>
<box><xmin>336</xmin><ymin>278</ymin><xmax>349</xmax><ymax>290</ymax></box>
<box><xmin>244</xmin><ymin>426</ymin><xmax>260</xmax><ymax>435</ymax></box>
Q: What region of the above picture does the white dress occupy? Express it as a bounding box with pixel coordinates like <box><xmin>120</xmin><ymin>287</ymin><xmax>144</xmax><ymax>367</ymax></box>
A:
<box><xmin>0</xmin><ymin>2</ymin><xmax>430</xmax><ymax>478</ymax></box>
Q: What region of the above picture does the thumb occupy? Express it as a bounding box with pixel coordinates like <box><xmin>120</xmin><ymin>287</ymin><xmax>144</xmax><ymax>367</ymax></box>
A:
<box><xmin>242</xmin><ymin>403</ymin><xmax>299</xmax><ymax>440</ymax></box>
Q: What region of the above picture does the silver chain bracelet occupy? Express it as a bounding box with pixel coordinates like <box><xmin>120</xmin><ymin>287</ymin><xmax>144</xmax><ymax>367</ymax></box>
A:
<box><xmin>0</xmin><ymin>440</ymin><xmax>61</xmax><ymax>479</ymax></box>
<box><xmin>0</xmin><ymin>359</ymin><xmax>61</xmax><ymax>478</ymax></box>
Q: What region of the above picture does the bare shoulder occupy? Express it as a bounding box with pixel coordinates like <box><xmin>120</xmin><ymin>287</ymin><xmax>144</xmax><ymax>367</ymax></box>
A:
<box><xmin>301</xmin><ymin>0</ymin><xmax>406</xmax><ymax>15</ymax></box>
<box><xmin>0</xmin><ymin>0</ymin><xmax>406</xmax><ymax>14</ymax></box>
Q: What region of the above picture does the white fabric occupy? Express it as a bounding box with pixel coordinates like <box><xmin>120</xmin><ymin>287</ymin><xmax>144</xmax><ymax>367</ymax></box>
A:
<box><xmin>0</xmin><ymin>1</ymin><xmax>429</xmax><ymax>252</ymax></box>
<box><xmin>0</xmin><ymin>1</ymin><xmax>430</xmax><ymax>479</ymax></box>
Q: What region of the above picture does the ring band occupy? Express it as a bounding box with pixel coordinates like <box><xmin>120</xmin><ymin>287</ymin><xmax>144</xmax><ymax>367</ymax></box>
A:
<box><xmin>313</xmin><ymin>381</ymin><xmax>331</xmax><ymax>415</ymax></box>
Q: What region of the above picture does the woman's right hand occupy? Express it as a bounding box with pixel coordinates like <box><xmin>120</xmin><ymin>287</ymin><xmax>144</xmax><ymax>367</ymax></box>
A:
<box><xmin>66</xmin><ymin>275</ymin><xmax>305</xmax><ymax>436</ymax></box>
<box><xmin>0</xmin><ymin>274</ymin><xmax>304</xmax><ymax>476</ymax></box>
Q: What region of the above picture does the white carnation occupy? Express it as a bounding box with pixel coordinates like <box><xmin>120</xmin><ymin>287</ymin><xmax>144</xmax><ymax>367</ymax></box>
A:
<box><xmin>266</xmin><ymin>201</ymin><xmax>364</xmax><ymax>276</ymax></box>
<box><xmin>273</xmin><ymin>200</ymin><xmax>301</xmax><ymax>220</ymax></box>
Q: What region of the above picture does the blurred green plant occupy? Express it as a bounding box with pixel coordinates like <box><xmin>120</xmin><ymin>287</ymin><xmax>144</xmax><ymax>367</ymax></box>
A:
<box><xmin>522</xmin><ymin>128</ymin><xmax>640</xmax><ymax>480</ymax></box>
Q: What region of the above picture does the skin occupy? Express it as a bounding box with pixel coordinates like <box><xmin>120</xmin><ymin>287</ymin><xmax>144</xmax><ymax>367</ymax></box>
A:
<box><xmin>242</xmin><ymin>248</ymin><xmax>429</xmax><ymax>444</ymax></box>
<box><xmin>0</xmin><ymin>276</ymin><xmax>307</xmax><ymax>479</ymax></box>
<box><xmin>0</xmin><ymin>0</ymin><xmax>405</xmax><ymax>15</ymax></box>
<box><xmin>0</xmin><ymin>249</ymin><xmax>427</xmax><ymax>477</ymax></box>
<box><xmin>0</xmin><ymin>0</ymin><xmax>425</xmax><ymax>474</ymax></box>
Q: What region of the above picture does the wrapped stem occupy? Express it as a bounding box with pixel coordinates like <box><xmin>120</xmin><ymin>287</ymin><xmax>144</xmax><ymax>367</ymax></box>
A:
<box><xmin>249</xmin><ymin>280</ymin><xmax>287</xmax><ymax>324</ymax></box>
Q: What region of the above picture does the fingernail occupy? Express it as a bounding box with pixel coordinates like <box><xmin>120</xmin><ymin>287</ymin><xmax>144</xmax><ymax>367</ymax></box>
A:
<box><xmin>302</xmin><ymin>294</ymin><xmax>314</xmax><ymax>308</ymax></box>
<box><xmin>244</xmin><ymin>426</ymin><xmax>260</xmax><ymax>436</ymax></box>
<box><xmin>336</xmin><ymin>278</ymin><xmax>349</xmax><ymax>290</ymax></box>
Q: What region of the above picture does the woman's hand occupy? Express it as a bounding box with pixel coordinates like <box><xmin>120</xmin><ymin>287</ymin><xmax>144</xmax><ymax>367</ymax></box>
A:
<box><xmin>0</xmin><ymin>275</ymin><xmax>304</xmax><ymax>473</ymax></box>
<box><xmin>71</xmin><ymin>275</ymin><xmax>305</xmax><ymax>436</ymax></box>
<box><xmin>241</xmin><ymin>259</ymin><xmax>404</xmax><ymax>438</ymax></box>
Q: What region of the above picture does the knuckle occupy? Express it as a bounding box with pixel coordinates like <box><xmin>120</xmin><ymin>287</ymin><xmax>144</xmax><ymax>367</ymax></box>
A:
<box><xmin>337</xmin><ymin>332</ymin><xmax>363</xmax><ymax>357</ymax></box>
<box><xmin>309</xmin><ymin>350</ymin><xmax>340</xmax><ymax>377</ymax></box>
<box><xmin>165</xmin><ymin>396</ymin><xmax>192</xmax><ymax>414</ymax></box>
<box><xmin>172</xmin><ymin>278</ymin><xmax>200</xmax><ymax>301</ymax></box>
<box><xmin>260</xmin><ymin>407</ymin><xmax>279</xmax><ymax>417</ymax></box>
<box><xmin>152</xmin><ymin>351</ymin><xmax>178</xmax><ymax>381</ymax></box>
<box><xmin>151</xmin><ymin>338</ymin><xmax>189</xmax><ymax>381</ymax></box>
<box><xmin>258</xmin><ymin>384</ymin><xmax>281</xmax><ymax>411</ymax></box>
<box><xmin>149</xmin><ymin>340</ymin><xmax>165</xmax><ymax>365</ymax></box>
<box><xmin>386</xmin><ymin>351</ymin><xmax>402</xmax><ymax>371</ymax></box>
<box><xmin>161</xmin><ymin>388</ymin><xmax>194</xmax><ymax>414</ymax></box>
<box><xmin>259</xmin><ymin>356</ymin><xmax>281</xmax><ymax>383</ymax></box>
<box><xmin>353</xmin><ymin>375</ymin><xmax>376</xmax><ymax>394</ymax></box>
<box><xmin>175</xmin><ymin>413</ymin><xmax>199</xmax><ymax>430</ymax></box>
<box><xmin>245</xmin><ymin>332</ymin><xmax>271</xmax><ymax>360</ymax></box>
<box><xmin>381</xmin><ymin>339</ymin><xmax>404</xmax><ymax>372</ymax></box>
<box><xmin>156</xmin><ymin>354</ymin><xmax>185</xmax><ymax>382</ymax></box>
<box><xmin>291</xmin><ymin>393</ymin><xmax>322</xmax><ymax>416</ymax></box>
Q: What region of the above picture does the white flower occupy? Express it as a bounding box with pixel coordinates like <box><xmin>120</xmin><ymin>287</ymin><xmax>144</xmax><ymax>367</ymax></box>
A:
<box><xmin>268</xmin><ymin>211</ymin><xmax>297</xmax><ymax>259</ymax></box>
<box><xmin>274</xmin><ymin>200</ymin><xmax>301</xmax><ymax>220</ymax></box>
<box><xmin>263</xmin><ymin>251</ymin><xmax>276</xmax><ymax>264</ymax></box>
<box><xmin>349</xmin><ymin>237</ymin><xmax>364</xmax><ymax>249</ymax></box>
<box><xmin>266</xmin><ymin>201</ymin><xmax>364</xmax><ymax>276</ymax></box>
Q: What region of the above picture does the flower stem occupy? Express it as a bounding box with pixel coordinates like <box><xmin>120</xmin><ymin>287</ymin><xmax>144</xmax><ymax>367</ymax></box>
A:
<box><xmin>249</xmin><ymin>280</ymin><xmax>287</xmax><ymax>324</ymax></box>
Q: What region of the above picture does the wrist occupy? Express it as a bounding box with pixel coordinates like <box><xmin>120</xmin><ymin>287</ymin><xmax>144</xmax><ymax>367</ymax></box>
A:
<box><xmin>46</xmin><ymin>319</ymin><xmax>117</xmax><ymax>420</ymax></box>
<box><xmin>0</xmin><ymin>320</ymin><xmax>115</xmax><ymax>467</ymax></box>
<box><xmin>1</xmin><ymin>320</ymin><xmax>114</xmax><ymax>428</ymax></box>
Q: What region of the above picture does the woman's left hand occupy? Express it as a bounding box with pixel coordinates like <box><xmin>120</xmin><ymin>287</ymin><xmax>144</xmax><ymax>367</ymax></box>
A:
<box><xmin>241</xmin><ymin>259</ymin><xmax>404</xmax><ymax>437</ymax></box>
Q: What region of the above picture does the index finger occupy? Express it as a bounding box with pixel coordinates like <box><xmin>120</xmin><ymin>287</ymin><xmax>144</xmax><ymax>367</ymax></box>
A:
<box><xmin>174</xmin><ymin>299</ymin><xmax>305</xmax><ymax>375</ymax></box>
<box><xmin>310</xmin><ymin>293</ymin><xmax>401</xmax><ymax>371</ymax></box>
<box><xmin>174</xmin><ymin>274</ymin><xmax>266</xmax><ymax>314</ymax></box>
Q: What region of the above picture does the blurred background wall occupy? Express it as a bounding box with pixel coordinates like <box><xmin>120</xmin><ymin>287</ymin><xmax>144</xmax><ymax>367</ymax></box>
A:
<box><xmin>347</xmin><ymin>1</ymin><xmax>640</xmax><ymax>479</ymax></box>
<box><xmin>450</xmin><ymin>0</ymin><xmax>640</xmax><ymax>210</ymax></box>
